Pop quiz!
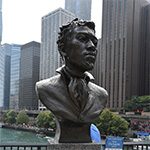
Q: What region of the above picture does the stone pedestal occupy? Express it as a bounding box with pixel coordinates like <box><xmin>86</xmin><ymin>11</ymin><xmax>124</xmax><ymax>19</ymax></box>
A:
<box><xmin>58</xmin><ymin>121</ymin><xmax>91</xmax><ymax>143</ymax></box>
<box><xmin>47</xmin><ymin>143</ymin><xmax>102</xmax><ymax>150</ymax></box>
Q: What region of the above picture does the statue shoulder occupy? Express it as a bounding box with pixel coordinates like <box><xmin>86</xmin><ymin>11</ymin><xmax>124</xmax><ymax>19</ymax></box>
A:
<box><xmin>36</xmin><ymin>74</ymin><xmax>61</xmax><ymax>90</ymax></box>
<box><xmin>88</xmin><ymin>82</ymin><xmax>108</xmax><ymax>99</ymax></box>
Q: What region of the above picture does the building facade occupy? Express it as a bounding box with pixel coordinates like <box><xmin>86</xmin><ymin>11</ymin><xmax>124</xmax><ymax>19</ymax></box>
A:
<box><xmin>40</xmin><ymin>8</ymin><xmax>75</xmax><ymax>80</ymax></box>
<box><xmin>0</xmin><ymin>0</ymin><xmax>2</xmax><ymax>44</ymax></box>
<box><xmin>3</xmin><ymin>44</ymin><xmax>11</xmax><ymax>110</ymax></box>
<box><xmin>0</xmin><ymin>46</ymin><xmax>4</xmax><ymax>109</ymax></box>
<box><xmin>144</xmin><ymin>4</ymin><xmax>150</xmax><ymax>95</ymax></box>
<box><xmin>65</xmin><ymin>0</ymin><xmax>92</xmax><ymax>20</ymax></box>
<box><xmin>93</xmin><ymin>0</ymin><xmax>150</xmax><ymax>110</ymax></box>
<box><xmin>19</xmin><ymin>41</ymin><xmax>40</xmax><ymax>110</ymax></box>
<box><xmin>9</xmin><ymin>44</ymin><xmax>21</xmax><ymax>110</ymax></box>
<box><xmin>0</xmin><ymin>44</ymin><xmax>21</xmax><ymax>110</ymax></box>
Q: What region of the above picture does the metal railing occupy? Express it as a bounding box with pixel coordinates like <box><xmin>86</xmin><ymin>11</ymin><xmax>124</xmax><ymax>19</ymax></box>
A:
<box><xmin>123</xmin><ymin>142</ymin><xmax>150</xmax><ymax>150</ymax></box>
<box><xmin>101</xmin><ymin>142</ymin><xmax>150</xmax><ymax>150</ymax></box>
<box><xmin>0</xmin><ymin>143</ymin><xmax>48</xmax><ymax>150</ymax></box>
<box><xmin>0</xmin><ymin>142</ymin><xmax>150</xmax><ymax>150</ymax></box>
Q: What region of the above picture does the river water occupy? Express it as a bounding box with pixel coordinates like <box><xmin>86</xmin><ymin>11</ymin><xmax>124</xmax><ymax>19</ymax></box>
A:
<box><xmin>0</xmin><ymin>127</ymin><xmax>49</xmax><ymax>144</ymax></box>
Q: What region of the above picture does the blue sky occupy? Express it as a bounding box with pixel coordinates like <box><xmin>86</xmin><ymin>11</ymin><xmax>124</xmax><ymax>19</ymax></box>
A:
<box><xmin>2</xmin><ymin>0</ymin><xmax>102</xmax><ymax>44</ymax></box>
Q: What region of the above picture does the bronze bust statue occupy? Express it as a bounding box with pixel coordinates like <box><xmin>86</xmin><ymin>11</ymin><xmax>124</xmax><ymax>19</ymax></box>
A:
<box><xmin>36</xmin><ymin>18</ymin><xmax>108</xmax><ymax>143</ymax></box>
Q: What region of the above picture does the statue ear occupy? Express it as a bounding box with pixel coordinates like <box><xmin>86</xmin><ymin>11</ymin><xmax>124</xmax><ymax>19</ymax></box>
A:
<box><xmin>60</xmin><ymin>51</ymin><xmax>67</xmax><ymax>57</ymax></box>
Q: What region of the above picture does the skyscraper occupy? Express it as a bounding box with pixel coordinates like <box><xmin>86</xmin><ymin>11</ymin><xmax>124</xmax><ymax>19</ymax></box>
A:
<box><xmin>65</xmin><ymin>0</ymin><xmax>92</xmax><ymax>20</ymax></box>
<box><xmin>40</xmin><ymin>8</ymin><xmax>75</xmax><ymax>80</ymax></box>
<box><xmin>0</xmin><ymin>44</ymin><xmax>21</xmax><ymax>110</ymax></box>
<box><xmin>9</xmin><ymin>44</ymin><xmax>21</xmax><ymax>110</ymax></box>
<box><xmin>19</xmin><ymin>41</ymin><xmax>40</xmax><ymax>110</ymax></box>
<box><xmin>94</xmin><ymin>0</ymin><xmax>150</xmax><ymax>109</ymax></box>
<box><xmin>0</xmin><ymin>0</ymin><xmax>2</xmax><ymax>44</ymax></box>
<box><xmin>144</xmin><ymin>4</ymin><xmax>150</xmax><ymax>95</ymax></box>
<box><xmin>0</xmin><ymin>46</ymin><xmax>4</xmax><ymax>109</ymax></box>
<box><xmin>3</xmin><ymin>44</ymin><xmax>11</xmax><ymax>109</ymax></box>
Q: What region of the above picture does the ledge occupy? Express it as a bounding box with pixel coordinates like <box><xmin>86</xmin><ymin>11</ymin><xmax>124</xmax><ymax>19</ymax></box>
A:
<box><xmin>47</xmin><ymin>143</ymin><xmax>102</xmax><ymax>150</ymax></box>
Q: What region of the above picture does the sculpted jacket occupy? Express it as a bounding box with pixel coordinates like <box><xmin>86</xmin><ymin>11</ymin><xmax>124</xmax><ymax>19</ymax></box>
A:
<box><xmin>36</xmin><ymin>66</ymin><xmax>108</xmax><ymax>123</ymax></box>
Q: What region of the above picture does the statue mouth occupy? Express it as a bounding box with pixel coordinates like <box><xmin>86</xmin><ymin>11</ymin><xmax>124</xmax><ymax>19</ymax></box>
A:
<box><xmin>85</xmin><ymin>52</ymin><xmax>96</xmax><ymax>57</ymax></box>
<box><xmin>85</xmin><ymin>54</ymin><xmax>96</xmax><ymax>63</ymax></box>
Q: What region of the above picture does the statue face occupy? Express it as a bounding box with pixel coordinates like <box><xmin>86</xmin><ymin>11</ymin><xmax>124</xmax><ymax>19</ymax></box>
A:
<box><xmin>65</xmin><ymin>26</ymin><xmax>98</xmax><ymax>71</ymax></box>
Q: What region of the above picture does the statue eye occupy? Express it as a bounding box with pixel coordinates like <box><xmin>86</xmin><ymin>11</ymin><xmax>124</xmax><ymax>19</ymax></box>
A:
<box><xmin>77</xmin><ymin>34</ymin><xmax>88</xmax><ymax>43</ymax></box>
<box><xmin>93</xmin><ymin>39</ymin><xmax>98</xmax><ymax>47</ymax></box>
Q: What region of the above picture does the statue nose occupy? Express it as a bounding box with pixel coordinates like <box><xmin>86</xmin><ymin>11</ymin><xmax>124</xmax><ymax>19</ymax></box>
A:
<box><xmin>86</xmin><ymin>41</ymin><xmax>97</xmax><ymax>52</ymax></box>
<box><xmin>87</xmin><ymin>40</ymin><xmax>95</xmax><ymax>48</ymax></box>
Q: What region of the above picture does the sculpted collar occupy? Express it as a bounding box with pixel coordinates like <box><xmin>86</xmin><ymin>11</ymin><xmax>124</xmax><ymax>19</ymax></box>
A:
<box><xmin>56</xmin><ymin>65</ymin><xmax>94</xmax><ymax>112</ymax></box>
<box><xmin>56</xmin><ymin>65</ymin><xmax>94</xmax><ymax>84</ymax></box>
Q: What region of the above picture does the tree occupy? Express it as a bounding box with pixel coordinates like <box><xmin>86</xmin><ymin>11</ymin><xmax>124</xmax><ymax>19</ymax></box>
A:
<box><xmin>2</xmin><ymin>111</ymin><xmax>7</xmax><ymax>123</ymax></box>
<box><xmin>3</xmin><ymin>110</ymin><xmax>17</xmax><ymax>124</ymax></box>
<box><xmin>95</xmin><ymin>109</ymin><xmax>129</xmax><ymax>136</ymax></box>
<box><xmin>16</xmin><ymin>111</ymin><xmax>29</xmax><ymax>125</ymax></box>
<box><xmin>36</xmin><ymin>111</ymin><xmax>56</xmax><ymax>129</ymax></box>
<box><xmin>124</xmin><ymin>95</ymin><xmax>150</xmax><ymax>112</ymax></box>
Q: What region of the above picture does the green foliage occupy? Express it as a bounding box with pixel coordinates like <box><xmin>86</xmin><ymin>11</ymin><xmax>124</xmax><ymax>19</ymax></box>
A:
<box><xmin>95</xmin><ymin>109</ymin><xmax>129</xmax><ymax>136</ymax></box>
<box><xmin>2</xmin><ymin>111</ymin><xmax>7</xmax><ymax>122</ymax></box>
<box><xmin>124</xmin><ymin>95</ymin><xmax>150</xmax><ymax>112</ymax></box>
<box><xmin>36</xmin><ymin>111</ymin><xmax>56</xmax><ymax>129</ymax></box>
<box><xmin>3</xmin><ymin>110</ymin><xmax>17</xmax><ymax>124</ymax></box>
<box><xmin>16</xmin><ymin>111</ymin><xmax>29</xmax><ymax>125</ymax></box>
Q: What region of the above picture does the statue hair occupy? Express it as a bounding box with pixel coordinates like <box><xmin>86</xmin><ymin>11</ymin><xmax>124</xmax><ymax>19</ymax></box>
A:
<box><xmin>57</xmin><ymin>18</ymin><xmax>96</xmax><ymax>60</ymax></box>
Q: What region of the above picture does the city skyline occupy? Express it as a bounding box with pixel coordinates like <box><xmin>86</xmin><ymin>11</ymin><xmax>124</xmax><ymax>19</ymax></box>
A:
<box><xmin>2</xmin><ymin>0</ymin><xmax>102</xmax><ymax>45</ymax></box>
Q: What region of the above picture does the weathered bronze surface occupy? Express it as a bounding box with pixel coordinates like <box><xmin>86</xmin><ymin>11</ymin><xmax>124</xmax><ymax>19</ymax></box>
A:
<box><xmin>36</xmin><ymin>18</ymin><xmax>108</xmax><ymax>143</ymax></box>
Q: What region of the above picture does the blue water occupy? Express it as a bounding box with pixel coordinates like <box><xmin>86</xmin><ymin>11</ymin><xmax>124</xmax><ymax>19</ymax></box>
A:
<box><xmin>0</xmin><ymin>127</ymin><xmax>49</xmax><ymax>144</ymax></box>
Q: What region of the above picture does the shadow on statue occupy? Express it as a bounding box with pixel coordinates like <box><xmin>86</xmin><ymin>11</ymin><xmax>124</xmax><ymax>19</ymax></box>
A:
<box><xmin>36</xmin><ymin>18</ymin><xmax>108</xmax><ymax>143</ymax></box>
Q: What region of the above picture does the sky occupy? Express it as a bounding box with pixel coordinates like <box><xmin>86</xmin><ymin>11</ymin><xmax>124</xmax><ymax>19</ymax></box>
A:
<box><xmin>2</xmin><ymin>0</ymin><xmax>102</xmax><ymax>45</ymax></box>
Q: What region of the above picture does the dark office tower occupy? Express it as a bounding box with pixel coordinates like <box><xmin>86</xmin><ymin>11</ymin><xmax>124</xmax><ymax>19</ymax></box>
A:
<box><xmin>143</xmin><ymin>4</ymin><xmax>150</xmax><ymax>95</ymax></box>
<box><xmin>19</xmin><ymin>41</ymin><xmax>40</xmax><ymax>110</ymax></box>
<box><xmin>2</xmin><ymin>44</ymin><xmax>11</xmax><ymax>109</ymax></box>
<box><xmin>98</xmin><ymin>0</ymin><xmax>150</xmax><ymax>109</ymax></box>
<box><xmin>0</xmin><ymin>46</ymin><xmax>4</xmax><ymax>109</ymax></box>
<box><xmin>65</xmin><ymin>0</ymin><xmax>91</xmax><ymax>20</ymax></box>
<box><xmin>0</xmin><ymin>0</ymin><xmax>2</xmax><ymax>44</ymax></box>
<box><xmin>40</xmin><ymin>8</ymin><xmax>75</xmax><ymax>80</ymax></box>
<box><xmin>9</xmin><ymin>44</ymin><xmax>21</xmax><ymax>110</ymax></box>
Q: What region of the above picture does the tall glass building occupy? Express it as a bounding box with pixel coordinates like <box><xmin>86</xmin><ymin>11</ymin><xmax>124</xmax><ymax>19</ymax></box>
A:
<box><xmin>9</xmin><ymin>44</ymin><xmax>21</xmax><ymax>110</ymax></box>
<box><xmin>65</xmin><ymin>0</ymin><xmax>92</xmax><ymax>20</ymax></box>
<box><xmin>0</xmin><ymin>44</ymin><xmax>21</xmax><ymax>110</ymax></box>
<box><xmin>40</xmin><ymin>8</ymin><xmax>75</xmax><ymax>80</ymax></box>
<box><xmin>0</xmin><ymin>46</ymin><xmax>4</xmax><ymax>109</ymax></box>
<box><xmin>0</xmin><ymin>0</ymin><xmax>2</xmax><ymax>44</ymax></box>
<box><xmin>2</xmin><ymin>44</ymin><xmax>11</xmax><ymax>110</ymax></box>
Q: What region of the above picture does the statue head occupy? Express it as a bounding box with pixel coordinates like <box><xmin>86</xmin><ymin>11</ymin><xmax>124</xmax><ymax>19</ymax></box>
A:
<box><xmin>57</xmin><ymin>18</ymin><xmax>98</xmax><ymax>72</ymax></box>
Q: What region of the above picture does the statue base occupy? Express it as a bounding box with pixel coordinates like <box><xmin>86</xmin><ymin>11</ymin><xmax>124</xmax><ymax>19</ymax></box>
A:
<box><xmin>47</xmin><ymin>143</ymin><xmax>102</xmax><ymax>150</ymax></box>
<box><xmin>58</xmin><ymin>121</ymin><xmax>91</xmax><ymax>143</ymax></box>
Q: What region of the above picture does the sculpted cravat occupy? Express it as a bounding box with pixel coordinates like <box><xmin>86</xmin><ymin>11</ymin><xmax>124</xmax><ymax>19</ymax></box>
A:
<box><xmin>68</xmin><ymin>77</ymin><xmax>89</xmax><ymax>111</ymax></box>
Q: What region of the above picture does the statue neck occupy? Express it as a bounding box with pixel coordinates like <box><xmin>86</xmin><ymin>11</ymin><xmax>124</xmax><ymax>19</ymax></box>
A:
<box><xmin>65</xmin><ymin>65</ymin><xmax>85</xmax><ymax>78</ymax></box>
